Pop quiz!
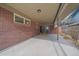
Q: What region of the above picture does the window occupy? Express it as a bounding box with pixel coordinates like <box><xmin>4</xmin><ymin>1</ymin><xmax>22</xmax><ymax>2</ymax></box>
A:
<box><xmin>14</xmin><ymin>13</ymin><xmax>31</xmax><ymax>24</ymax></box>
<box><xmin>15</xmin><ymin>16</ymin><xmax>24</xmax><ymax>24</ymax></box>
<box><xmin>25</xmin><ymin>19</ymin><xmax>31</xmax><ymax>24</ymax></box>
<box><xmin>70</xmin><ymin>8</ymin><xmax>79</xmax><ymax>24</ymax></box>
<box><xmin>61</xmin><ymin>8</ymin><xmax>79</xmax><ymax>26</ymax></box>
<box><xmin>14</xmin><ymin>13</ymin><xmax>24</xmax><ymax>24</ymax></box>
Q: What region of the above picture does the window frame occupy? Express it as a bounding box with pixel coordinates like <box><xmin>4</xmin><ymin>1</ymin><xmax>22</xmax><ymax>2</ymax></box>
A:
<box><xmin>14</xmin><ymin>13</ymin><xmax>31</xmax><ymax>25</ymax></box>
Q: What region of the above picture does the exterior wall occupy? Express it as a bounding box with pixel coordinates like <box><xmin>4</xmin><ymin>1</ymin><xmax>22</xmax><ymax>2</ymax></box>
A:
<box><xmin>0</xmin><ymin>7</ymin><xmax>40</xmax><ymax>50</ymax></box>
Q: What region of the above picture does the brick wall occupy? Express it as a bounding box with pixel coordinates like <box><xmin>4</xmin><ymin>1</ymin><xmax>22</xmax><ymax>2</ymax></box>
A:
<box><xmin>0</xmin><ymin>7</ymin><xmax>40</xmax><ymax>50</ymax></box>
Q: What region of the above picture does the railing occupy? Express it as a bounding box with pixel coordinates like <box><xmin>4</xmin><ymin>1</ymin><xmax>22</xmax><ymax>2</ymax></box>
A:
<box><xmin>61</xmin><ymin>25</ymin><xmax>79</xmax><ymax>46</ymax></box>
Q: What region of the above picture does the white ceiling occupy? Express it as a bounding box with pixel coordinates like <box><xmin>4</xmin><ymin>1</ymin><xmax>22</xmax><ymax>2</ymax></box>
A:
<box><xmin>6</xmin><ymin>3</ymin><xmax>59</xmax><ymax>24</ymax></box>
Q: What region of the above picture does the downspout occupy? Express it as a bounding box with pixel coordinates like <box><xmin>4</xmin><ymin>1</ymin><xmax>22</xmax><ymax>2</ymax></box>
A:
<box><xmin>52</xmin><ymin>3</ymin><xmax>63</xmax><ymax>28</ymax></box>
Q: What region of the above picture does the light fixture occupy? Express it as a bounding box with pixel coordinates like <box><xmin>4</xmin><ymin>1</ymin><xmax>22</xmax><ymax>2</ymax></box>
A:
<box><xmin>37</xmin><ymin>9</ymin><xmax>41</xmax><ymax>13</ymax></box>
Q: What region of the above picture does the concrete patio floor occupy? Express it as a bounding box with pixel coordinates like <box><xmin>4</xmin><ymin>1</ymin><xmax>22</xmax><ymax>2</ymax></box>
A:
<box><xmin>0</xmin><ymin>34</ymin><xmax>79</xmax><ymax>56</ymax></box>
